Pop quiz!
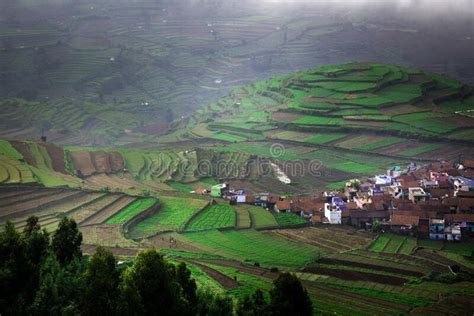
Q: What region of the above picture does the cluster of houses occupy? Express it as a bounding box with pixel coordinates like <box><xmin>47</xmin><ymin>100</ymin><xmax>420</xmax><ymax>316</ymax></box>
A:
<box><xmin>194</xmin><ymin>160</ymin><xmax>474</xmax><ymax>241</ymax></box>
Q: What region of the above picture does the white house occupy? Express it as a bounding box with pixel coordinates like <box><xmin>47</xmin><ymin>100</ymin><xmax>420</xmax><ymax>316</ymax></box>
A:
<box><xmin>324</xmin><ymin>203</ymin><xmax>341</xmax><ymax>224</ymax></box>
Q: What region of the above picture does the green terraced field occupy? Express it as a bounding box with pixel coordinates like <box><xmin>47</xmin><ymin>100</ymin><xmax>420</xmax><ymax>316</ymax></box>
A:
<box><xmin>273</xmin><ymin>212</ymin><xmax>308</xmax><ymax>226</ymax></box>
<box><xmin>369</xmin><ymin>233</ymin><xmax>416</xmax><ymax>254</ymax></box>
<box><xmin>400</xmin><ymin>144</ymin><xmax>442</xmax><ymax>157</ymax></box>
<box><xmin>128</xmin><ymin>196</ymin><xmax>208</xmax><ymax>237</ymax></box>
<box><xmin>106</xmin><ymin>198</ymin><xmax>157</xmax><ymax>224</ymax></box>
<box><xmin>0</xmin><ymin>140</ymin><xmax>23</xmax><ymax>160</ymax></box>
<box><xmin>182</xmin><ymin>229</ymin><xmax>319</xmax><ymax>267</ymax></box>
<box><xmin>185</xmin><ymin>203</ymin><xmax>236</xmax><ymax>231</ymax></box>
<box><xmin>243</xmin><ymin>205</ymin><xmax>279</xmax><ymax>228</ymax></box>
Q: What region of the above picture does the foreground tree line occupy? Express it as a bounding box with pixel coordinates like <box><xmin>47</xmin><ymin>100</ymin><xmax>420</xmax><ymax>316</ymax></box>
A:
<box><xmin>0</xmin><ymin>216</ymin><xmax>313</xmax><ymax>316</ymax></box>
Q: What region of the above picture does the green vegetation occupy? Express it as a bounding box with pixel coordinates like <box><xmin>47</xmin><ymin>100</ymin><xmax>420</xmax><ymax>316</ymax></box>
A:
<box><xmin>183</xmin><ymin>229</ymin><xmax>319</xmax><ymax>267</ymax></box>
<box><xmin>244</xmin><ymin>205</ymin><xmax>279</xmax><ymax>228</ymax></box>
<box><xmin>128</xmin><ymin>196</ymin><xmax>208</xmax><ymax>237</ymax></box>
<box><xmin>400</xmin><ymin>144</ymin><xmax>442</xmax><ymax>157</ymax></box>
<box><xmin>357</xmin><ymin>137</ymin><xmax>403</xmax><ymax>150</ymax></box>
<box><xmin>273</xmin><ymin>212</ymin><xmax>308</xmax><ymax>226</ymax></box>
<box><xmin>106</xmin><ymin>198</ymin><xmax>157</xmax><ymax>224</ymax></box>
<box><xmin>0</xmin><ymin>140</ymin><xmax>23</xmax><ymax>160</ymax></box>
<box><xmin>185</xmin><ymin>203</ymin><xmax>236</xmax><ymax>231</ymax></box>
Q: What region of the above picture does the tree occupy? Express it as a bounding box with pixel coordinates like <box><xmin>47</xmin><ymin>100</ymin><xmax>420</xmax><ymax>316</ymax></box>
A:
<box><xmin>238</xmin><ymin>289</ymin><xmax>269</xmax><ymax>316</ymax></box>
<box><xmin>118</xmin><ymin>249</ymin><xmax>186</xmax><ymax>315</ymax></box>
<box><xmin>176</xmin><ymin>262</ymin><xmax>198</xmax><ymax>313</ymax></box>
<box><xmin>80</xmin><ymin>247</ymin><xmax>120</xmax><ymax>315</ymax></box>
<box><xmin>23</xmin><ymin>216</ymin><xmax>50</xmax><ymax>306</ymax></box>
<box><xmin>31</xmin><ymin>254</ymin><xmax>85</xmax><ymax>315</ymax></box>
<box><xmin>196</xmin><ymin>289</ymin><xmax>234</xmax><ymax>316</ymax></box>
<box><xmin>269</xmin><ymin>273</ymin><xmax>312</xmax><ymax>316</ymax></box>
<box><xmin>51</xmin><ymin>217</ymin><xmax>82</xmax><ymax>265</ymax></box>
<box><xmin>0</xmin><ymin>222</ymin><xmax>29</xmax><ymax>314</ymax></box>
<box><xmin>23</xmin><ymin>216</ymin><xmax>49</xmax><ymax>263</ymax></box>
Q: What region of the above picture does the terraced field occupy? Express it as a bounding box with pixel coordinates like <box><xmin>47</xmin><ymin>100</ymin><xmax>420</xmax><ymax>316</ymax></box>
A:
<box><xmin>0</xmin><ymin>186</ymin><xmax>132</xmax><ymax>234</ymax></box>
<box><xmin>182</xmin><ymin>62</ymin><xmax>474</xmax><ymax>192</ymax></box>
<box><xmin>128</xmin><ymin>196</ymin><xmax>209</xmax><ymax>238</ymax></box>
<box><xmin>182</xmin><ymin>229</ymin><xmax>320</xmax><ymax>268</ymax></box>
<box><xmin>185</xmin><ymin>203</ymin><xmax>236</xmax><ymax>232</ymax></box>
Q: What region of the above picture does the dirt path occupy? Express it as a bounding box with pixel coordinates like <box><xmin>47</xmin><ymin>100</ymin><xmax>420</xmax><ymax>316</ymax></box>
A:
<box><xmin>302</xmin><ymin>266</ymin><xmax>409</xmax><ymax>285</ymax></box>
<box><xmin>188</xmin><ymin>260</ymin><xmax>241</xmax><ymax>289</ymax></box>
<box><xmin>81</xmin><ymin>244</ymin><xmax>144</xmax><ymax>257</ymax></box>
<box><xmin>195</xmin><ymin>258</ymin><xmax>280</xmax><ymax>280</ymax></box>
<box><xmin>80</xmin><ymin>196</ymin><xmax>136</xmax><ymax>226</ymax></box>
<box><xmin>302</xmin><ymin>281</ymin><xmax>411</xmax><ymax>313</ymax></box>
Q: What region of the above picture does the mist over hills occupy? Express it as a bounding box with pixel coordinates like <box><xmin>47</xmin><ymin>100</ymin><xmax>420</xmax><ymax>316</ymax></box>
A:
<box><xmin>0</xmin><ymin>0</ymin><xmax>472</xmax><ymax>146</ymax></box>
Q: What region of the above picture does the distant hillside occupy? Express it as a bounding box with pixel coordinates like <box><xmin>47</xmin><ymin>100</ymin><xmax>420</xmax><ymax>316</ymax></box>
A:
<box><xmin>0</xmin><ymin>139</ymin><xmax>271</xmax><ymax>194</ymax></box>
<box><xmin>1</xmin><ymin>63</ymin><xmax>474</xmax><ymax>194</ymax></box>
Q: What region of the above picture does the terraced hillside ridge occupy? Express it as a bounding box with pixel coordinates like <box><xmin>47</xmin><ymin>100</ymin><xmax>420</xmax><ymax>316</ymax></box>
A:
<box><xmin>3</xmin><ymin>1</ymin><xmax>472</xmax><ymax>146</ymax></box>
<box><xmin>174</xmin><ymin>62</ymin><xmax>474</xmax><ymax>191</ymax></box>
<box><xmin>0</xmin><ymin>186</ymin><xmax>109</xmax><ymax>231</ymax></box>
<box><xmin>69</xmin><ymin>150</ymin><xmax>124</xmax><ymax>176</ymax></box>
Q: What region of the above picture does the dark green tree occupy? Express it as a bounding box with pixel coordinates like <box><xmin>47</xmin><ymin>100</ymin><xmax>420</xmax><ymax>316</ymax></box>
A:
<box><xmin>118</xmin><ymin>249</ymin><xmax>185</xmax><ymax>315</ymax></box>
<box><xmin>196</xmin><ymin>289</ymin><xmax>234</xmax><ymax>316</ymax></box>
<box><xmin>51</xmin><ymin>217</ymin><xmax>82</xmax><ymax>265</ymax></box>
<box><xmin>237</xmin><ymin>289</ymin><xmax>269</xmax><ymax>316</ymax></box>
<box><xmin>269</xmin><ymin>273</ymin><xmax>312</xmax><ymax>316</ymax></box>
<box><xmin>31</xmin><ymin>254</ymin><xmax>85</xmax><ymax>315</ymax></box>
<box><xmin>23</xmin><ymin>216</ymin><xmax>50</xmax><ymax>265</ymax></box>
<box><xmin>176</xmin><ymin>262</ymin><xmax>198</xmax><ymax>312</ymax></box>
<box><xmin>0</xmin><ymin>222</ymin><xmax>29</xmax><ymax>315</ymax></box>
<box><xmin>22</xmin><ymin>216</ymin><xmax>50</xmax><ymax>307</ymax></box>
<box><xmin>80</xmin><ymin>247</ymin><xmax>120</xmax><ymax>315</ymax></box>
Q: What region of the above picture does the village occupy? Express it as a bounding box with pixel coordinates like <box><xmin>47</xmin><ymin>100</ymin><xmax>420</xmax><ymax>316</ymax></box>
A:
<box><xmin>194</xmin><ymin>160</ymin><xmax>474</xmax><ymax>242</ymax></box>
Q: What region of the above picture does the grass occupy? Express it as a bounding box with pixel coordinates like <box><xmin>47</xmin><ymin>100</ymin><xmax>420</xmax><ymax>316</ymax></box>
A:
<box><xmin>210</xmin><ymin>132</ymin><xmax>247</xmax><ymax>142</ymax></box>
<box><xmin>185</xmin><ymin>203</ymin><xmax>236</xmax><ymax>231</ymax></box>
<box><xmin>182</xmin><ymin>229</ymin><xmax>319</xmax><ymax>267</ymax></box>
<box><xmin>273</xmin><ymin>212</ymin><xmax>308</xmax><ymax>226</ymax></box>
<box><xmin>326</xmin><ymin>180</ymin><xmax>348</xmax><ymax>190</ymax></box>
<box><xmin>293</xmin><ymin>116</ymin><xmax>344</xmax><ymax>126</ymax></box>
<box><xmin>370</xmin><ymin>233</ymin><xmax>416</xmax><ymax>254</ymax></box>
<box><xmin>0</xmin><ymin>140</ymin><xmax>23</xmax><ymax>160</ymax></box>
<box><xmin>369</xmin><ymin>234</ymin><xmax>391</xmax><ymax>252</ymax></box>
<box><xmin>304</xmin><ymin>133</ymin><xmax>347</xmax><ymax>144</ymax></box>
<box><xmin>167</xmin><ymin>182</ymin><xmax>193</xmax><ymax>193</ymax></box>
<box><xmin>400</xmin><ymin>144</ymin><xmax>442</xmax><ymax>157</ymax></box>
<box><xmin>327</xmin><ymin>161</ymin><xmax>380</xmax><ymax>174</ymax></box>
<box><xmin>106</xmin><ymin>198</ymin><xmax>157</xmax><ymax>224</ymax></box>
<box><xmin>128</xmin><ymin>196</ymin><xmax>208</xmax><ymax>237</ymax></box>
<box><xmin>357</xmin><ymin>137</ymin><xmax>403</xmax><ymax>151</ymax></box>
<box><xmin>244</xmin><ymin>205</ymin><xmax>278</xmax><ymax>228</ymax></box>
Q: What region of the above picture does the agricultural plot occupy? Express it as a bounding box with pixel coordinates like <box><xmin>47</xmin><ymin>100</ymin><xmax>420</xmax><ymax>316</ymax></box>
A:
<box><xmin>399</xmin><ymin>144</ymin><xmax>442</xmax><ymax>157</ymax></box>
<box><xmin>128</xmin><ymin>196</ymin><xmax>208</xmax><ymax>238</ymax></box>
<box><xmin>272</xmin><ymin>227</ymin><xmax>373</xmax><ymax>253</ymax></box>
<box><xmin>242</xmin><ymin>204</ymin><xmax>278</xmax><ymax>228</ymax></box>
<box><xmin>234</xmin><ymin>205</ymin><xmax>252</xmax><ymax>229</ymax></box>
<box><xmin>79</xmin><ymin>196</ymin><xmax>137</xmax><ymax>226</ymax></box>
<box><xmin>106</xmin><ymin>198</ymin><xmax>157</xmax><ymax>224</ymax></box>
<box><xmin>182</xmin><ymin>229</ymin><xmax>319</xmax><ymax>267</ymax></box>
<box><xmin>273</xmin><ymin>212</ymin><xmax>308</xmax><ymax>226</ymax></box>
<box><xmin>369</xmin><ymin>233</ymin><xmax>416</xmax><ymax>255</ymax></box>
<box><xmin>185</xmin><ymin>203</ymin><xmax>236</xmax><ymax>232</ymax></box>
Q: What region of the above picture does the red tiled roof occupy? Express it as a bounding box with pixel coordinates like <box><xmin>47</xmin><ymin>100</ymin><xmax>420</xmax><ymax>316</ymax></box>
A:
<box><xmin>392</xmin><ymin>210</ymin><xmax>437</xmax><ymax>220</ymax></box>
<box><xmin>390</xmin><ymin>214</ymin><xmax>419</xmax><ymax>226</ymax></box>
<box><xmin>427</xmin><ymin>188</ymin><xmax>453</xmax><ymax>198</ymax></box>
<box><xmin>458</xmin><ymin>198</ymin><xmax>474</xmax><ymax>211</ymax></box>
<box><xmin>456</xmin><ymin>191</ymin><xmax>474</xmax><ymax>198</ymax></box>
<box><xmin>444</xmin><ymin>213</ymin><xmax>474</xmax><ymax>223</ymax></box>
<box><xmin>276</xmin><ymin>200</ymin><xmax>291</xmax><ymax>210</ymax></box>
<box><xmin>463</xmin><ymin>160</ymin><xmax>474</xmax><ymax>169</ymax></box>
<box><xmin>293</xmin><ymin>198</ymin><xmax>324</xmax><ymax>213</ymax></box>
